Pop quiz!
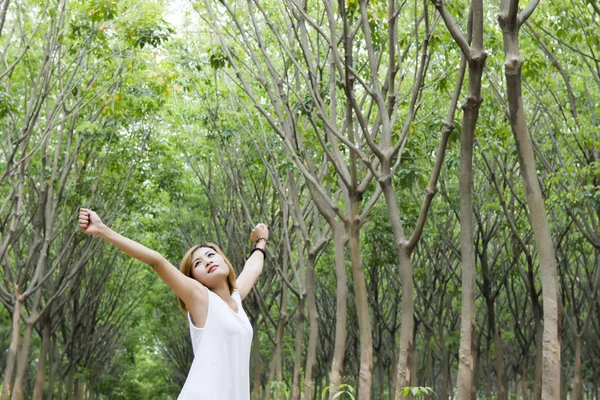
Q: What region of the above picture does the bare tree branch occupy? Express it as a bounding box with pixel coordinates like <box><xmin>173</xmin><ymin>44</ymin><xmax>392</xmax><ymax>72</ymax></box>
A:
<box><xmin>433</xmin><ymin>1</ymin><xmax>472</xmax><ymax>61</ymax></box>
<box><xmin>518</xmin><ymin>0</ymin><xmax>540</xmax><ymax>26</ymax></box>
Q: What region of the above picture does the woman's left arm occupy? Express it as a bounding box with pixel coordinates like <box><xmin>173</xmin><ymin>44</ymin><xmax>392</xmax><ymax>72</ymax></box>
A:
<box><xmin>237</xmin><ymin>223</ymin><xmax>269</xmax><ymax>300</ymax></box>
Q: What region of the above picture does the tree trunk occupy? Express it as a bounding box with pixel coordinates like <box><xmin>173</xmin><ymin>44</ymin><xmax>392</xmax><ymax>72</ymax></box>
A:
<box><xmin>265</xmin><ymin>278</ymin><xmax>287</xmax><ymax>400</ymax></box>
<box><xmin>481</xmin><ymin>249</ymin><xmax>506</xmax><ymax>400</ymax></box>
<box><xmin>389</xmin><ymin>231</ymin><xmax>416</xmax><ymax>399</ymax></box>
<box><xmin>488</xmin><ymin>297</ymin><xmax>506</xmax><ymax>400</ymax></box>
<box><xmin>472</xmin><ymin>333</ymin><xmax>481</xmax><ymax>399</ymax></box>
<box><xmin>347</xmin><ymin>193</ymin><xmax>373</xmax><ymax>400</ymax></box>
<box><xmin>378</xmin><ymin>176</ymin><xmax>414</xmax><ymax>400</ymax></box>
<box><xmin>304</xmin><ymin>253</ymin><xmax>319</xmax><ymax>400</ymax></box>
<box><xmin>572</xmin><ymin>335</ymin><xmax>583</xmax><ymax>400</ymax></box>
<box><xmin>591</xmin><ymin>351</ymin><xmax>599</xmax><ymax>400</ymax></box>
<box><xmin>291</xmin><ymin>295</ymin><xmax>305</xmax><ymax>400</ymax></box>
<box><xmin>251</xmin><ymin>324</ymin><xmax>262</xmax><ymax>400</ymax></box>
<box><xmin>48</xmin><ymin>341</ymin><xmax>59</xmax><ymax>400</ymax></box>
<box><xmin>376</xmin><ymin>357</ymin><xmax>384</xmax><ymax>400</ymax></box>
<box><xmin>440</xmin><ymin>328</ymin><xmax>450</xmax><ymax>400</ymax></box>
<box><xmin>410</xmin><ymin>329</ymin><xmax>418</xmax><ymax>388</ymax></box>
<box><xmin>522</xmin><ymin>355</ymin><xmax>530</xmax><ymax>400</ymax></box>
<box><xmin>57</xmin><ymin>371</ymin><xmax>64</xmax><ymax>400</ymax></box>
<box><xmin>391</xmin><ymin>347</ymin><xmax>398</xmax><ymax>397</ymax></box>
<box><xmin>498</xmin><ymin>3</ymin><xmax>561</xmax><ymax>397</ymax></box>
<box><xmin>425</xmin><ymin>333</ymin><xmax>433</xmax><ymax>400</ymax></box>
<box><xmin>528</xmin><ymin>266</ymin><xmax>543</xmax><ymax>400</ymax></box>
<box><xmin>328</xmin><ymin>224</ymin><xmax>348</xmax><ymax>400</ymax></box>
<box><xmin>74</xmin><ymin>380</ymin><xmax>84</xmax><ymax>400</ymax></box>
<box><xmin>66</xmin><ymin>368</ymin><xmax>74</xmax><ymax>400</ymax></box>
<box><xmin>455</xmin><ymin>47</ymin><xmax>485</xmax><ymax>400</ymax></box>
<box><xmin>1</xmin><ymin>291</ymin><xmax>22</xmax><ymax>400</ymax></box>
<box><xmin>434</xmin><ymin>1</ymin><xmax>486</xmax><ymax>397</ymax></box>
<box><xmin>10</xmin><ymin>319</ymin><xmax>34</xmax><ymax>400</ymax></box>
<box><xmin>33</xmin><ymin>318</ymin><xmax>51</xmax><ymax>400</ymax></box>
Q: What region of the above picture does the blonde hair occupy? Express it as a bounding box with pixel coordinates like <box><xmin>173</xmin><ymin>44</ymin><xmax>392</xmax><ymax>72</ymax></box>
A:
<box><xmin>178</xmin><ymin>242</ymin><xmax>237</xmax><ymax>312</ymax></box>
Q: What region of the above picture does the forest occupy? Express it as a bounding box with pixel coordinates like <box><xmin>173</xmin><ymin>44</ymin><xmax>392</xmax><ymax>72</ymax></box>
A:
<box><xmin>0</xmin><ymin>0</ymin><xmax>599</xmax><ymax>399</ymax></box>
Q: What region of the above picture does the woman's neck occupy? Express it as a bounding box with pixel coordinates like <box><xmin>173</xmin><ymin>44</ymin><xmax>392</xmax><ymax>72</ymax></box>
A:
<box><xmin>211</xmin><ymin>282</ymin><xmax>231</xmax><ymax>300</ymax></box>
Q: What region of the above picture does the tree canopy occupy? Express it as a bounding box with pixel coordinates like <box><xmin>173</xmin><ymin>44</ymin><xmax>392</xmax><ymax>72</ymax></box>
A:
<box><xmin>1</xmin><ymin>0</ymin><xmax>599</xmax><ymax>399</ymax></box>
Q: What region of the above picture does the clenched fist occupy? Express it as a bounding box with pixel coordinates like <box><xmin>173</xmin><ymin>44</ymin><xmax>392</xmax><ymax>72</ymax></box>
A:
<box><xmin>79</xmin><ymin>208</ymin><xmax>105</xmax><ymax>236</ymax></box>
<box><xmin>250</xmin><ymin>223</ymin><xmax>269</xmax><ymax>245</ymax></box>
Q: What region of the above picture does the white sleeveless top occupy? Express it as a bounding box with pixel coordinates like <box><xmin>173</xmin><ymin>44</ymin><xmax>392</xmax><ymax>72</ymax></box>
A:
<box><xmin>178</xmin><ymin>289</ymin><xmax>253</xmax><ymax>400</ymax></box>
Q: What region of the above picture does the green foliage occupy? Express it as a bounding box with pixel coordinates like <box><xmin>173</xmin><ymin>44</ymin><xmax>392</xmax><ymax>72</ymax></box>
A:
<box><xmin>208</xmin><ymin>46</ymin><xmax>230</xmax><ymax>70</ymax></box>
<box><xmin>400</xmin><ymin>386</ymin><xmax>437</xmax><ymax>399</ymax></box>
<box><xmin>322</xmin><ymin>383</ymin><xmax>356</xmax><ymax>400</ymax></box>
<box><xmin>268</xmin><ymin>381</ymin><xmax>291</xmax><ymax>400</ymax></box>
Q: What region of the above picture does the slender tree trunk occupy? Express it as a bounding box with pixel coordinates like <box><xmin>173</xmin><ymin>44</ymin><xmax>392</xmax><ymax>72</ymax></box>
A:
<box><xmin>291</xmin><ymin>295</ymin><xmax>305</xmax><ymax>400</ymax></box>
<box><xmin>410</xmin><ymin>328</ymin><xmax>418</xmax><ymax>388</ymax></box>
<box><xmin>75</xmin><ymin>380</ymin><xmax>84</xmax><ymax>400</ymax></box>
<box><xmin>10</xmin><ymin>318</ymin><xmax>34</xmax><ymax>400</ymax></box>
<box><xmin>594</xmin><ymin>365</ymin><xmax>599</xmax><ymax>400</ymax></box>
<box><xmin>66</xmin><ymin>368</ymin><xmax>74</xmax><ymax>400</ymax></box>
<box><xmin>434</xmin><ymin>1</ymin><xmax>486</xmax><ymax>397</ymax></box>
<box><xmin>265</xmin><ymin>279</ymin><xmax>287</xmax><ymax>400</ymax></box>
<box><xmin>481</xmin><ymin>250</ymin><xmax>506</xmax><ymax>400</ymax></box>
<box><xmin>391</xmin><ymin>347</ymin><xmax>398</xmax><ymax>397</ymax></box>
<box><xmin>48</xmin><ymin>341</ymin><xmax>59</xmax><ymax>400</ymax></box>
<box><xmin>522</xmin><ymin>352</ymin><xmax>529</xmax><ymax>400</ymax></box>
<box><xmin>376</xmin><ymin>358</ymin><xmax>384</xmax><ymax>400</ymax></box>
<box><xmin>379</xmin><ymin>175</ymin><xmax>415</xmax><ymax>400</ymax></box>
<box><xmin>0</xmin><ymin>0</ymin><xmax>11</xmax><ymax>38</ymax></box>
<box><xmin>512</xmin><ymin>60</ymin><xmax>562</xmax><ymax>398</ymax></box>
<box><xmin>328</xmin><ymin>224</ymin><xmax>348</xmax><ymax>400</ymax></box>
<box><xmin>440</xmin><ymin>328</ymin><xmax>450</xmax><ymax>400</ymax></box>
<box><xmin>485</xmin><ymin>359</ymin><xmax>492</xmax><ymax>399</ymax></box>
<box><xmin>33</xmin><ymin>318</ymin><xmax>51</xmax><ymax>400</ymax></box>
<box><xmin>347</xmin><ymin>193</ymin><xmax>373</xmax><ymax>400</ymax></box>
<box><xmin>498</xmin><ymin>3</ymin><xmax>561</xmax><ymax>398</ymax></box>
<box><xmin>390</xmin><ymin>236</ymin><xmax>416</xmax><ymax>398</ymax></box>
<box><xmin>475</xmin><ymin>333</ymin><xmax>484</xmax><ymax>399</ymax></box>
<box><xmin>57</xmin><ymin>371</ymin><xmax>64</xmax><ymax>400</ymax></box>
<box><xmin>304</xmin><ymin>253</ymin><xmax>319</xmax><ymax>400</ymax></box>
<box><xmin>572</xmin><ymin>335</ymin><xmax>583</xmax><ymax>400</ymax></box>
<box><xmin>425</xmin><ymin>333</ymin><xmax>433</xmax><ymax>400</ymax></box>
<box><xmin>1</xmin><ymin>290</ymin><xmax>22</xmax><ymax>400</ymax></box>
<box><xmin>528</xmin><ymin>269</ymin><xmax>543</xmax><ymax>400</ymax></box>
<box><xmin>488</xmin><ymin>297</ymin><xmax>506</xmax><ymax>400</ymax></box>
<box><xmin>590</xmin><ymin>332</ymin><xmax>599</xmax><ymax>399</ymax></box>
<box><xmin>251</xmin><ymin>325</ymin><xmax>262</xmax><ymax>400</ymax></box>
<box><xmin>455</xmin><ymin>44</ymin><xmax>485</xmax><ymax>400</ymax></box>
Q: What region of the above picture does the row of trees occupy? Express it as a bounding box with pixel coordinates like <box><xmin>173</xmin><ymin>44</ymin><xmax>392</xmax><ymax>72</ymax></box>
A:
<box><xmin>1</xmin><ymin>0</ymin><xmax>599</xmax><ymax>399</ymax></box>
<box><xmin>194</xmin><ymin>0</ymin><xmax>598</xmax><ymax>398</ymax></box>
<box><xmin>0</xmin><ymin>0</ymin><xmax>178</xmax><ymax>398</ymax></box>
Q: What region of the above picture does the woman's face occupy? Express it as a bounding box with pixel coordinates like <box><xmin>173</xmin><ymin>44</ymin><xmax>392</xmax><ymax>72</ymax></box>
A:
<box><xmin>190</xmin><ymin>246</ymin><xmax>229</xmax><ymax>288</ymax></box>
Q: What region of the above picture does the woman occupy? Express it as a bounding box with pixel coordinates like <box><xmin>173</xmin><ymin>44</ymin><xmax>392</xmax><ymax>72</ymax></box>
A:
<box><xmin>78</xmin><ymin>208</ymin><xmax>268</xmax><ymax>400</ymax></box>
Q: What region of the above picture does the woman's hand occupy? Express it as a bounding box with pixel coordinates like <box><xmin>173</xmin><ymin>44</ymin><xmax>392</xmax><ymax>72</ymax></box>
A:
<box><xmin>250</xmin><ymin>223</ymin><xmax>269</xmax><ymax>246</ymax></box>
<box><xmin>79</xmin><ymin>208</ymin><xmax>106</xmax><ymax>236</ymax></box>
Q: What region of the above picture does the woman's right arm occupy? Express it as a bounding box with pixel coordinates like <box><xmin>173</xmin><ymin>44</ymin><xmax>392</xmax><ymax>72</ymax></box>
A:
<box><xmin>78</xmin><ymin>208</ymin><xmax>206</xmax><ymax>306</ymax></box>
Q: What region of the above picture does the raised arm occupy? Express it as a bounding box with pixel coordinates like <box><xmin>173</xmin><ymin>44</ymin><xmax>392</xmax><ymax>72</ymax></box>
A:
<box><xmin>78</xmin><ymin>208</ymin><xmax>206</xmax><ymax>308</ymax></box>
<box><xmin>236</xmin><ymin>223</ymin><xmax>269</xmax><ymax>300</ymax></box>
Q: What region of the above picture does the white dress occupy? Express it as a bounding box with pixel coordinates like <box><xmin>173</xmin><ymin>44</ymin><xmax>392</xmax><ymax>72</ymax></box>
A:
<box><xmin>178</xmin><ymin>289</ymin><xmax>253</xmax><ymax>400</ymax></box>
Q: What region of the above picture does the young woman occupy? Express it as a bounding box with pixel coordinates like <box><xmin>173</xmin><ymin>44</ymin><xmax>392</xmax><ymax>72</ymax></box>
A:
<box><xmin>78</xmin><ymin>208</ymin><xmax>268</xmax><ymax>400</ymax></box>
